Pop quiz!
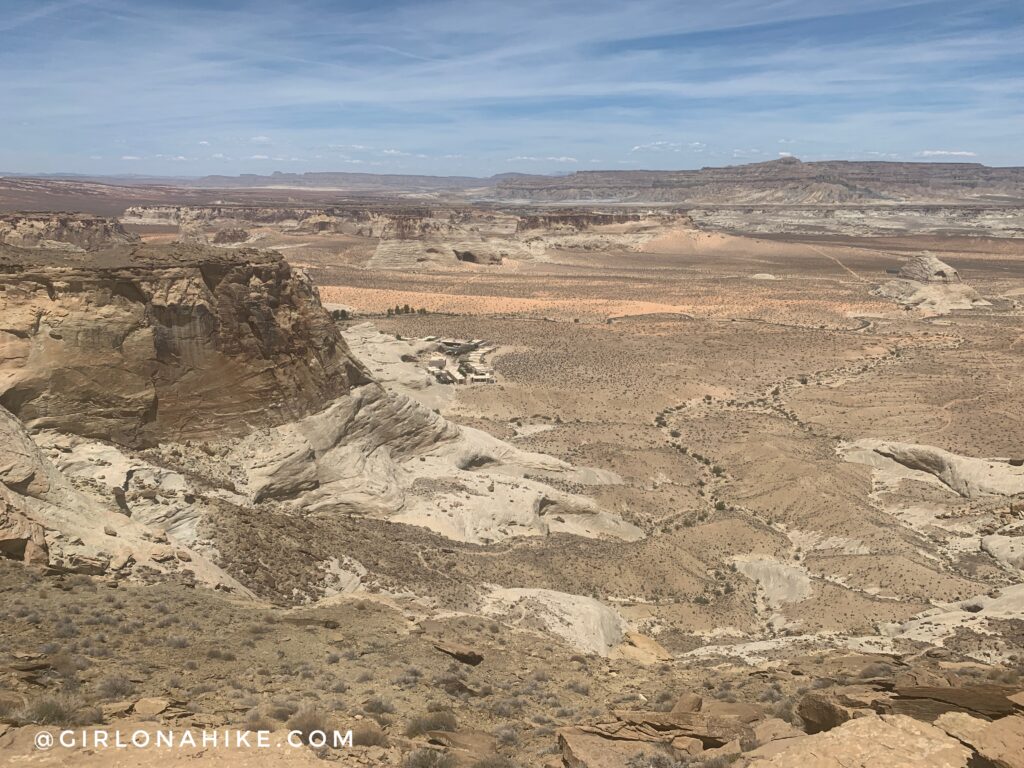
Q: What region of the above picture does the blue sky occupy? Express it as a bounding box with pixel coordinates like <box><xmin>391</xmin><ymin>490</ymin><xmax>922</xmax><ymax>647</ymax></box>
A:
<box><xmin>1</xmin><ymin>0</ymin><xmax>1021</xmax><ymax>176</ymax></box>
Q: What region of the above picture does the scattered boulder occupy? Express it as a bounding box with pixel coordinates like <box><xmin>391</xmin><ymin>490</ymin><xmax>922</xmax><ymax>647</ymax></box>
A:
<box><xmin>798</xmin><ymin>691</ymin><xmax>854</xmax><ymax>734</ymax></box>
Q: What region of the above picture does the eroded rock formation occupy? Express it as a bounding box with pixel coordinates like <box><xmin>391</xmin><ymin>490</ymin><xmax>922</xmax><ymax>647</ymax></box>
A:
<box><xmin>0</xmin><ymin>212</ymin><xmax>139</xmax><ymax>251</ymax></box>
<box><xmin>0</xmin><ymin>243</ymin><xmax>370</xmax><ymax>446</ymax></box>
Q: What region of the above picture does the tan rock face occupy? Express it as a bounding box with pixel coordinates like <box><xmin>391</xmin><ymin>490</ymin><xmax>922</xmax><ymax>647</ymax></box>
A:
<box><xmin>747</xmin><ymin>714</ymin><xmax>973</xmax><ymax>768</ymax></box>
<box><xmin>898</xmin><ymin>253</ymin><xmax>962</xmax><ymax>283</ymax></box>
<box><xmin>0</xmin><ymin>486</ymin><xmax>47</xmax><ymax>564</ymax></box>
<box><xmin>0</xmin><ymin>213</ymin><xmax>139</xmax><ymax>251</ymax></box>
<box><xmin>0</xmin><ymin>243</ymin><xmax>371</xmax><ymax>446</ymax></box>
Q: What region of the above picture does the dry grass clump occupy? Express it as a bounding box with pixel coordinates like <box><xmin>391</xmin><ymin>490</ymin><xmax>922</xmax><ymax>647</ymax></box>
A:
<box><xmin>285</xmin><ymin>706</ymin><xmax>329</xmax><ymax>745</ymax></box>
<box><xmin>363</xmin><ymin>695</ymin><xmax>396</xmax><ymax>714</ymax></box>
<box><xmin>405</xmin><ymin>710</ymin><xmax>457</xmax><ymax>737</ymax></box>
<box><xmin>96</xmin><ymin>674</ymin><xmax>136</xmax><ymax>700</ymax></box>
<box><xmin>15</xmin><ymin>694</ymin><xmax>102</xmax><ymax>726</ymax></box>
<box><xmin>472</xmin><ymin>759</ymin><xmax>520</xmax><ymax>768</ymax></box>
<box><xmin>243</xmin><ymin>707</ymin><xmax>277</xmax><ymax>732</ymax></box>
<box><xmin>351</xmin><ymin>720</ymin><xmax>389</xmax><ymax>746</ymax></box>
<box><xmin>403</xmin><ymin>748</ymin><xmax>456</xmax><ymax>768</ymax></box>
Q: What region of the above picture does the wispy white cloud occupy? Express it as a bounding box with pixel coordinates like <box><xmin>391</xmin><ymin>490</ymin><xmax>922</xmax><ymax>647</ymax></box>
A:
<box><xmin>120</xmin><ymin>155</ymin><xmax>141</xmax><ymax>161</ymax></box>
<box><xmin>506</xmin><ymin>155</ymin><xmax>577</xmax><ymax>163</ymax></box>
<box><xmin>916</xmin><ymin>149</ymin><xmax>977</xmax><ymax>157</ymax></box>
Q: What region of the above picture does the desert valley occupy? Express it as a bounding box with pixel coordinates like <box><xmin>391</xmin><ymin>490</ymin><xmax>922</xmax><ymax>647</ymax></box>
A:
<box><xmin>0</xmin><ymin>158</ymin><xmax>1022</xmax><ymax>767</ymax></box>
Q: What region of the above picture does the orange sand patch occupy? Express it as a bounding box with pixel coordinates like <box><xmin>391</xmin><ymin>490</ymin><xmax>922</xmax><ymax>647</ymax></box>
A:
<box><xmin>318</xmin><ymin>284</ymin><xmax>891</xmax><ymax>327</ymax></box>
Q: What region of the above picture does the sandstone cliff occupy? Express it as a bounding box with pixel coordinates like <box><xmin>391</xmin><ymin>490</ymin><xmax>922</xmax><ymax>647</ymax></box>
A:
<box><xmin>0</xmin><ymin>212</ymin><xmax>139</xmax><ymax>250</ymax></box>
<box><xmin>0</xmin><ymin>243</ymin><xmax>370</xmax><ymax>446</ymax></box>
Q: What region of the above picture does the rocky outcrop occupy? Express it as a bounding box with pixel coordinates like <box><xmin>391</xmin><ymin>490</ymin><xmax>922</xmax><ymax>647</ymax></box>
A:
<box><xmin>0</xmin><ymin>489</ymin><xmax>47</xmax><ymax>564</ymax></box>
<box><xmin>0</xmin><ymin>213</ymin><xmax>139</xmax><ymax>251</ymax></box>
<box><xmin>747</xmin><ymin>714</ymin><xmax>973</xmax><ymax>768</ymax></box>
<box><xmin>211</xmin><ymin>227</ymin><xmax>250</xmax><ymax>244</ymax></box>
<box><xmin>899</xmin><ymin>253</ymin><xmax>961</xmax><ymax>283</ymax></box>
<box><xmin>228</xmin><ymin>383</ymin><xmax>637</xmax><ymax>545</ymax></box>
<box><xmin>482</xmin><ymin>588</ymin><xmax>628</xmax><ymax>655</ymax></box>
<box><xmin>843</xmin><ymin>440</ymin><xmax>1024</xmax><ymax>498</ymax></box>
<box><xmin>122</xmin><ymin>205</ymin><xmax>476</xmax><ymax>239</ymax></box>
<box><xmin>0</xmin><ymin>404</ymin><xmax>249</xmax><ymax>589</ymax></box>
<box><xmin>0</xmin><ymin>242</ymin><xmax>370</xmax><ymax>446</ymax></box>
<box><xmin>876</xmin><ymin>254</ymin><xmax>988</xmax><ymax>314</ymax></box>
<box><xmin>937</xmin><ymin>712</ymin><xmax>1024</xmax><ymax>768</ymax></box>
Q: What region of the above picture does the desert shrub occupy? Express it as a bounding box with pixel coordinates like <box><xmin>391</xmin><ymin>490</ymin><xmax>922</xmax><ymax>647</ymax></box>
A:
<box><xmin>700</xmin><ymin>756</ymin><xmax>741</xmax><ymax>767</ymax></box>
<box><xmin>396</xmin><ymin>666</ymin><xmax>423</xmax><ymax>687</ymax></box>
<box><xmin>351</xmin><ymin>720</ymin><xmax>389</xmax><ymax>746</ymax></box>
<box><xmin>403</xmin><ymin>749</ymin><xmax>456</xmax><ymax>768</ymax></box>
<box><xmin>285</xmin><ymin>706</ymin><xmax>328</xmax><ymax>745</ymax></box>
<box><xmin>267</xmin><ymin>702</ymin><xmax>296</xmax><ymax>721</ymax></box>
<box><xmin>472</xmin><ymin>759</ymin><xmax>519</xmax><ymax>768</ymax></box>
<box><xmin>19</xmin><ymin>694</ymin><xmax>101</xmax><ymax>726</ymax></box>
<box><xmin>405</xmin><ymin>711</ymin><xmax>458</xmax><ymax>737</ymax></box>
<box><xmin>364</xmin><ymin>696</ymin><xmax>396</xmax><ymax>714</ymax></box>
<box><xmin>625</xmin><ymin>754</ymin><xmax>687</xmax><ymax>768</ymax></box>
<box><xmin>858</xmin><ymin>662</ymin><xmax>894</xmax><ymax>678</ymax></box>
<box><xmin>769</xmin><ymin>698</ymin><xmax>798</xmax><ymax>724</ymax></box>
<box><xmin>493</xmin><ymin>724</ymin><xmax>520</xmax><ymax>746</ymax></box>
<box><xmin>97</xmin><ymin>674</ymin><xmax>136</xmax><ymax>700</ymax></box>
<box><xmin>490</xmin><ymin>697</ymin><xmax>524</xmax><ymax>717</ymax></box>
<box><xmin>244</xmin><ymin>707</ymin><xmax>276</xmax><ymax>732</ymax></box>
<box><xmin>567</xmin><ymin>680</ymin><xmax>590</xmax><ymax>695</ymax></box>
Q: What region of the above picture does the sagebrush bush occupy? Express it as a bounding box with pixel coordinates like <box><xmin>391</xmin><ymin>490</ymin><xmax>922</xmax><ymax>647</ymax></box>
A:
<box><xmin>351</xmin><ymin>721</ymin><xmax>389</xmax><ymax>746</ymax></box>
<box><xmin>403</xmin><ymin>749</ymin><xmax>456</xmax><ymax>768</ymax></box>
<box><xmin>405</xmin><ymin>711</ymin><xmax>457</xmax><ymax>737</ymax></box>
<box><xmin>97</xmin><ymin>674</ymin><xmax>136</xmax><ymax>700</ymax></box>
<box><xmin>19</xmin><ymin>694</ymin><xmax>101</xmax><ymax>726</ymax></box>
<box><xmin>285</xmin><ymin>706</ymin><xmax>328</xmax><ymax>745</ymax></box>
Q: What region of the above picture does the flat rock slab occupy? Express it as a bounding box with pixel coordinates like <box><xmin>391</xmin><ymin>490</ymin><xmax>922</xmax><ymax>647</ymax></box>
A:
<box><xmin>132</xmin><ymin>698</ymin><xmax>171</xmax><ymax>717</ymax></box>
<box><xmin>886</xmin><ymin>685</ymin><xmax>1021</xmax><ymax>721</ymax></box>
<box><xmin>747</xmin><ymin>714</ymin><xmax>972</xmax><ymax>768</ymax></box>
<box><xmin>558</xmin><ymin>727</ymin><xmax>676</xmax><ymax>768</ymax></box>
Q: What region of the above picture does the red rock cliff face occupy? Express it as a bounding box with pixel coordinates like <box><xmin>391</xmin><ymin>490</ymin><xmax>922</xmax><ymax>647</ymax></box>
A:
<box><xmin>0</xmin><ymin>243</ymin><xmax>370</xmax><ymax>446</ymax></box>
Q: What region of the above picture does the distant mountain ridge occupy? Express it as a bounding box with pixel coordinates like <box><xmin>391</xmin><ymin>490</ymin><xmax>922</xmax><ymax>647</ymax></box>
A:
<box><xmin>4</xmin><ymin>157</ymin><xmax>1024</xmax><ymax>208</ymax></box>
<box><xmin>487</xmin><ymin>157</ymin><xmax>1024</xmax><ymax>204</ymax></box>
